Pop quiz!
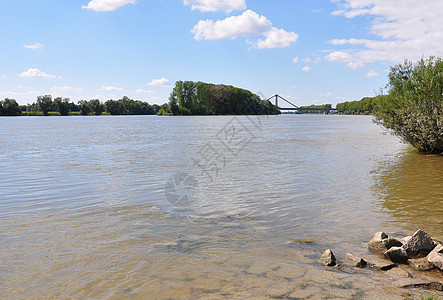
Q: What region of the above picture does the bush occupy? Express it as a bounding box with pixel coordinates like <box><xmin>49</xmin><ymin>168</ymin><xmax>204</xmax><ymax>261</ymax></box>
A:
<box><xmin>375</xmin><ymin>56</ymin><xmax>443</xmax><ymax>154</ymax></box>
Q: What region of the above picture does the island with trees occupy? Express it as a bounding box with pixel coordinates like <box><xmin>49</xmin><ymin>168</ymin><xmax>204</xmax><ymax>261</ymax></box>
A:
<box><xmin>167</xmin><ymin>81</ymin><xmax>280</xmax><ymax>115</ymax></box>
<box><xmin>0</xmin><ymin>82</ymin><xmax>279</xmax><ymax>116</ymax></box>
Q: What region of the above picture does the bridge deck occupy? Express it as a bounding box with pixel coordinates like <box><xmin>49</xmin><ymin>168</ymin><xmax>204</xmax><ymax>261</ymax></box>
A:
<box><xmin>267</xmin><ymin>94</ymin><xmax>337</xmax><ymax>112</ymax></box>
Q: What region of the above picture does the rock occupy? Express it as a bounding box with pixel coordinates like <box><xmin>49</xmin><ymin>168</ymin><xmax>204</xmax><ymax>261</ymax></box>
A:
<box><xmin>319</xmin><ymin>249</ymin><xmax>336</xmax><ymax>267</ymax></box>
<box><xmin>385</xmin><ymin>267</ymin><xmax>412</xmax><ymax>280</ymax></box>
<box><xmin>400</xmin><ymin>236</ymin><xmax>412</xmax><ymax>245</ymax></box>
<box><xmin>402</xmin><ymin>229</ymin><xmax>436</xmax><ymax>257</ymax></box>
<box><xmin>396</xmin><ymin>278</ymin><xmax>443</xmax><ymax>291</ymax></box>
<box><xmin>368</xmin><ymin>259</ymin><xmax>397</xmax><ymax>271</ymax></box>
<box><xmin>344</xmin><ymin>253</ymin><xmax>367</xmax><ymax>268</ymax></box>
<box><xmin>368</xmin><ymin>232</ymin><xmax>402</xmax><ymax>254</ymax></box>
<box><xmin>428</xmin><ymin>281</ymin><xmax>443</xmax><ymax>291</ymax></box>
<box><xmin>368</xmin><ymin>232</ymin><xmax>389</xmax><ymax>253</ymax></box>
<box><xmin>383</xmin><ymin>237</ymin><xmax>403</xmax><ymax>249</ymax></box>
<box><xmin>384</xmin><ymin>246</ymin><xmax>408</xmax><ymax>263</ymax></box>
<box><xmin>427</xmin><ymin>243</ymin><xmax>443</xmax><ymax>270</ymax></box>
<box><xmin>408</xmin><ymin>257</ymin><xmax>435</xmax><ymax>271</ymax></box>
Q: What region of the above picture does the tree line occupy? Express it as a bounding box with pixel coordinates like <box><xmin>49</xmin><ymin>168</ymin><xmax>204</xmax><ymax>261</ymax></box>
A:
<box><xmin>336</xmin><ymin>97</ymin><xmax>380</xmax><ymax>115</ymax></box>
<box><xmin>1</xmin><ymin>82</ymin><xmax>280</xmax><ymax>116</ymax></box>
<box><xmin>168</xmin><ymin>81</ymin><xmax>280</xmax><ymax>115</ymax></box>
<box><xmin>0</xmin><ymin>96</ymin><xmax>168</xmax><ymax>116</ymax></box>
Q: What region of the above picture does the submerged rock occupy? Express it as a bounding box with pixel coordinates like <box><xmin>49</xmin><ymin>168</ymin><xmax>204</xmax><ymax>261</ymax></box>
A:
<box><xmin>402</xmin><ymin>229</ymin><xmax>436</xmax><ymax>257</ymax></box>
<box><xmin>344</xmin><ymin>253</ymin><xmax>367</xmax><ymax>268</ymax></box>
<box><xmin>385</xmin><ymin>267</ymin><xmax>412</xmax><ymax>280</ymax></box>
<box><xmin>396</xmin><ymin>278</ymin><xmax>443</xmax><ymax>291</ymax></box>
<box><xmin>427</xmin><ymin>243</ymin><xmax>443</xmax><ymax>270</ymax></box>
<box><xmin>408</xmin><ymin>257</ymin><xmax>435</xmax><ymax>271</ymax></box>
<box><xmin>319</xmin><ymin>249</ymin><xmax>336</xmax><ymax>267</ymax></box>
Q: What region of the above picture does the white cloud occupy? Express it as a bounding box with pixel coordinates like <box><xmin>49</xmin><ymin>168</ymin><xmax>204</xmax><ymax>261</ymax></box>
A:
<box><xmin>82</xmin><ymin>0</ymin><xmax>136</xmax><ymax>12</ymax></box>
<box><xmin>192</xmin><ymin>10</ymin><xmax>271</xmax><ymax>40</ymax></box>
<box><xmin>101</xmin><ymin>85</ymin><xmax>123</xmax><ymax>92</ymax></box>
<box><xmin>292</xmin><ymin>56</ymin><xmax>299</xmax><ymax>63</ymax></box>
<box><xmin>302</xmin><ymin>66</ymin><xmax>311</xmax><ymax>72</ymax></box>
<box><xmin>329</xmin><ymin>0</ymin><xmax>443</xmax><ymax>66</ymax></box>
<box><xmin>184</xmin><ymin>0</ymin><xmax>246</xmax><ymax>13</ymax></box>
<box><xmin>0</xmin><ymin>90</ymin><xmax>41</xmax><ymax>103</ymax></box>
<box><xmin>192</xmin><ymin>10</ymin><xmax>298</xmax><ymax>49</ymax></box>
<box><xmin>136</xmin><ymin>89</ymin><xmax>154</xmax><ymax>93</ymax></box>
<box><xmin>366</xmin><ymin>70</ymin><xmax>379</xmax><ymax>77</ymax></box>
<box><xmin>320</xmin><ymin>92</ymin><xmax>332</xmax><ymax>97</ymax></box>
<box><xmin>18</xmin><ymin>68</ymin><xmax>57</xmax><ymax>79</ymax></box>
<box><xmin>255</xmin><ymin>28</ymin><xmax>298</xmax><ymax>49</ymax></box>
<box><xmin>147</xmin><ymin>78</ymin><xmax>171</xmax><ymax>86</ymax></box>
<box><xmin>50</xmin><ymin>86</ymin><xmax>83</xmax><ymax>92</ymax></box>
<box><xmin>24</xmin><ymin>43</ymin><xmax>43</xmax><ymax>50</ymax></box>
<box><xmin>335</xmin><ymin>96</ymin><xmax>351</xmax><ymax>101</ymax></box>
<box><xmin>324</xmin><ymin>51</ymin><xmax>352</xmax><ymax>63</ymax></box>
<box><xmin>324</xmin><ymin>51</ymin><xmax>365</xmax><ymax>69</ymax></box>
<box><xmin>346</xmin><ymin>61</ymin><xmax>365</xmax><ymax>69</ymax></box>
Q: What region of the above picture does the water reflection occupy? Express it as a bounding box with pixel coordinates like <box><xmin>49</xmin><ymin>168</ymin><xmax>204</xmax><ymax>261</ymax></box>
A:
<box><xmin>374</xmin><ymin>149</ymin><xmax>443</xmax><ymax>240</ymax></box>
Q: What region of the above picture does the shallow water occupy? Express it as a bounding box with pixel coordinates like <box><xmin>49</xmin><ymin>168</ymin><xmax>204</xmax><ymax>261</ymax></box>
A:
<box><xmin>0</xmin><ymin>115</ymin><xmax>442</xmax><ymax>299</ymax></box>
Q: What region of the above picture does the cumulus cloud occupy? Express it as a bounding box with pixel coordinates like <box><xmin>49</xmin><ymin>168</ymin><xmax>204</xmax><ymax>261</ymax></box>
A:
<box><xmin>324</xmin><ymin>51</ymin><xmax>352</xmax><ymax>63</ymax></box>
<box><xmin>24</xmin><ymin>43</ymin><xmax>43</xmax><ymax>50</ymax></box>
<box><xmin>0</xmin><ymin>90</ymin><xmax>40</xmax><ymax>102</ymax></box>
<box><xmin>192</xmin><ymin>10</ymin><xmax>298</xmax><ymax>49</ymax></box>
<box><xmin>82</xmin><ymin>0</ymin><xmax>136</xmax><ymax>12</ymax></box>
<box><xmin>302</xmin><ymin>66</ymin><xmax>311</xmax><ymax>72</ymax></box>
<box><xmin>147</xmin><ymin>78</ymin><xmax>171</xmax><ymax>86</ymax></box>
<box><xmin>18</xmin><ymin>68</ymin><xmax>57</xmax><ymax>78</ymax></box>
<box><xmin>255</xmin><ymin>28</ymin><xmax>298</xmax><ymax>49</ymax></box>
<box><xmin>335</xmin><ymin>96</ymin><xmax>351</xmax><ymax>101</ymax></box>
<box><xmin>366</xmin><ymin>70</ymin><xmax>379</xmax><ymax>77</ymax></box>
<box><xmin>292</xmin><ymin>56</ymin><xmax>299</xmax><ymax>63</ymax></box>
<box><xmin>192</xmin><ymin>10</ymin><xmax>271</xmax><ymax>40</ymax></box>
<box><xmin>101</xmin><ymin>85</ymin><xmax>123</xmax><ymax>92</ymax></box>
<box><xmin>50</xmin><ymin>86</ymin><xmax>83</xmax><ymax>92</ymax></box>
<box><xmin>324</xmin><ymin>51</ymin><xmax>365</xmax><ymax>69</ymax></box>
<box><xmin>320</xmin><ymin>92</ymin><xmax>332</xmax><ymax>97</ymax></box>
<box><xmin>184</xmin><ymin>0</ymin><xmax>246</xmax><ymax>13</ymax></box>
<box><xmin>329</xmin><ymin>0</ymin><xmax>443</xmax><ymax>67</ymax></box>
<box><xmin>136</xmin><ymin>89</ymin><xmax>154</xmax><ymax>93</ymax></box>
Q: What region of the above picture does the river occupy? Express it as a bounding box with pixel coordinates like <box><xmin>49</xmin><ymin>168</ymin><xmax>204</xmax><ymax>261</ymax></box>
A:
<box><xmin>0</xmin><ymin>115</ymin><xmax>442</xmax><ymax>299</ymax></box>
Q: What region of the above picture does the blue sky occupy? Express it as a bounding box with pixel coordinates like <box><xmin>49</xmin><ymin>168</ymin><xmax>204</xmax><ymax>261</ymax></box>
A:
<box><xmin>1</xmin><ymin>0</ymin><xmax>442</xmax><ymax>106</ymax></box>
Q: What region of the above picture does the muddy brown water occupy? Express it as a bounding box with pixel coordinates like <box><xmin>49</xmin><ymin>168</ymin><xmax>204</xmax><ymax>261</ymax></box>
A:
<box><xmin>0</xmin><ymin>115</ymin><xmax>442</xmax><ymax>299</ymax></box>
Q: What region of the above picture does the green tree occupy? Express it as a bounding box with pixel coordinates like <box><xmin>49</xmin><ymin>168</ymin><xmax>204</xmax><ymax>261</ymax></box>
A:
<box><xmin>89</xmin><ymin>99</ymin><xmax>104</xmax><ymax>115</ymax></box>
<box><xmin>167</xmin><ymin>81</ymin><xmax>279</xmax><ymax>115</ymax></box>
<box><xmin>54</xmin><ymin>97</ymin><xmax>71</xmax><ymax>116</ymax></box>
<box><xmin>152</xmin><ymin>104</ymin><xmax>161</xmax><ymax>114</ymax></box>
<box><xmin>105</xmin><ymin>99</ymin><xmax>123</xmax><ymax>115</ymax></box>
<box><xmin>37</xmin><ymin>95</ymin><xmax>53</xmax><ymax>115</ymax></box>
<box><xmin>0</xmin><ymin>98</ymin><xmax>22</xmax><ymax>116</ymax></box>
<box><xmin>375</xmin><ymin>56</ymin><xmax>443</xmax><ymax>154</ymax></box>
<box><xmin>78</xmin><ymin>100</ymin><xmax>91</xmax><ymax>115</ymax></box>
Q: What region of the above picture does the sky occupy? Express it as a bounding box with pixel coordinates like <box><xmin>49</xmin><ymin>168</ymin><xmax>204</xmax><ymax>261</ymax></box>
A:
<box><xmin>1</xmin><ymin>0</ymin><xmax>443</xmax><ymax>106</ymax></box>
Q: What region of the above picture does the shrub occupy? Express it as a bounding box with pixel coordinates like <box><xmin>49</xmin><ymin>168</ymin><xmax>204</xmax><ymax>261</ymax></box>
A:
<box><xmin>375</xmin><ymin>56</ymin><xmax>443</xmax><ymax>154</ymax></box>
